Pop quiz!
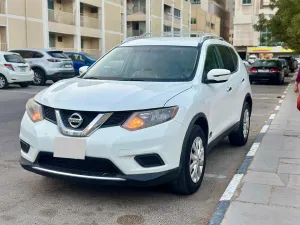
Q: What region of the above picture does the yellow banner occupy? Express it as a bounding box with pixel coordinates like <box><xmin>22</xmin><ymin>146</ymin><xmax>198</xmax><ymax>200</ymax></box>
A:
<box><xmin>247</xmin><ymin>46</ymin><xmax>294</xmax><ymax>53</ymax></box>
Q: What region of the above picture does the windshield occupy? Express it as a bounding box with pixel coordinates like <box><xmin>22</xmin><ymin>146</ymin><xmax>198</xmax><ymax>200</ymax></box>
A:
<box><xmin>82</xmin><ymin>46</ymin><xmax>199</xmax><ymax>82</ymax></box>
<box><xmin>84</xmin><ymin>53</ymin><xmax>98</xmax><ymax>61</ymax></box>
<box><xmin>4</xmin><ymin>54</ymin><xmax>26</xmax><ymax>63</ymax></box>
<box><xmin>253</xmin><ymin>60</ymin><xmax>280</xmax><ymax>67</ymax></box>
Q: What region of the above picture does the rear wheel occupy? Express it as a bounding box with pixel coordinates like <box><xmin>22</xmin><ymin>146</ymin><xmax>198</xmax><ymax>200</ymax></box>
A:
<box><xmin>0</xmin><ymin>75</ymin><xmax>8</xmax><ymax>89</ymax></box>
<box><xmin>33</xmin><ymin>69</ymin><xmax>46</xmax><ymax>86</ymax></box>
<box><xmin>19</xmin><ymin>82</ymin><xmax>30</xmax><ymax>88</ymax></box>
<box><xmin>171</xmin><ymin>125</ymin><xmax>206</xmax><ymax>195</ymax></box>
<box><xmin>229</xmin><ymin>102</ymin><xmax>250</xmax><ymax>146</ymax></box>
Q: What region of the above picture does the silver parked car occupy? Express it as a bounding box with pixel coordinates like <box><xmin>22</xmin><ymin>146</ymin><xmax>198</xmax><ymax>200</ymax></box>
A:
<box><xmin>9</xmin><ymin>49</ymin><xmax>74</xmax><ymax>85</ymax></box>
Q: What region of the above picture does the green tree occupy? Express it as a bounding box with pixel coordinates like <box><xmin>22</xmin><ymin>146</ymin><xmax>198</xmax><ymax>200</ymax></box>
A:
<box><xmin>253</xmin><ymin>0</ymin><xmax>300</xmax><ymax>52</ymax></box>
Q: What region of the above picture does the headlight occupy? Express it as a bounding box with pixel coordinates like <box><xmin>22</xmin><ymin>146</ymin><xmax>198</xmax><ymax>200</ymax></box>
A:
<box><xmin>26</xmin><ymin>98</ymin><xmax>44</xmax><ymax>122</ymax></box>
<box><xmin>122</xmin><ymin>107</ymin><xmax>179</xmax><ymax>131</ymax></box>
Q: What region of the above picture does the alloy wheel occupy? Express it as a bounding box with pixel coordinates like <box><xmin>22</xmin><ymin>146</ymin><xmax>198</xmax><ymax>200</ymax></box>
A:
<box><xmin>243</xmin><ymin>109</ymin><xmax>250</xmax><ymax>138</ymax></box>
<box><xmin>33</xmin><ymin>71</ymin><xmax>42</xmax><ymax>85</ymax></box>
<box><xmin>189</xmin><ymin>137</ymin><xmax>205</xmax><ymax>183</ymax></box>
<box><xmin>0</xmin><ymin>76</ymin><xmax>6</xmax><ymax>89</ymax></box>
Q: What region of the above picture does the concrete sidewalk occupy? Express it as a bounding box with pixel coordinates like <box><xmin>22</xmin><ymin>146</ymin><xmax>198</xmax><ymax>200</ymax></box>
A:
<box><xmin>221</xmin><ymin>81</ymin><xmax>300</xmax><ymax>225</ymax></box>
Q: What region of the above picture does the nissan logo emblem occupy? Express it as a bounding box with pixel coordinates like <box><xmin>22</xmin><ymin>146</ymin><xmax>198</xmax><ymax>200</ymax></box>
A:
<box><xmin>68</xmin><ymin>113</ymin><xmax>83</xmax><ymax>128</ymax></box>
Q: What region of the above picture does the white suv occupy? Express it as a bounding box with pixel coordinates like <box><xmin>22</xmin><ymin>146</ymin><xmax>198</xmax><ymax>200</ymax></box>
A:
<box><xmin>9</xmin><ymin>49</ymin><xmax>74</xmax><ymax>85</ymax></box>
<box><xmin>19</xmin><ymin>34</ymin><xmax>252</xmax><ymax>194</ymax></box>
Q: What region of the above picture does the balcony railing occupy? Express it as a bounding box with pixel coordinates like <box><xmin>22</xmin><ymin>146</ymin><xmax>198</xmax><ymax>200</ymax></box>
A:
<box><xmin>0</xmin><ymin>0</ymin><xmax>5</xmax><ymax>14</ymax></box>
<box><xmin>48</xmin><ymin>9</ymin><xmax>75</xmax><ymax>25</ymax></box>
<box><xmin>127</xmin><ymin>29</ymin><xmax>144</xmax><ymax>37</ymax></box>
<box><xmin>82</xmin><ymin>48</ymin><xmax>102</xmax><ymax>57</ymax></box>
<box><xmin>164</xmin><ymin>13</ymin><xmax>172</xmax><ymax>22</ymax></box>
<box><xmin>174</xmin><ymin>16</ymin><xmax>181</xmax><ymax>24</ymax></box>
<box><xmin>127</xmin><ymin>7</ymin><xmax>146</xmax><ymax>15</ymax></box>
<box><xmin>0</xmin><ymin>43</ymin><xmax>7</xmax><ymax>51</ymax></box>
<box><xmin>80</xmin><ymin>16</ymin><xmax>100</xmax><ymax>29</ymax></box>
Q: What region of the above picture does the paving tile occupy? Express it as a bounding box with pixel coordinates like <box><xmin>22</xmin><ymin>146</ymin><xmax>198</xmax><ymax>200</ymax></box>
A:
<box><xmin>270</xmin><ymin>187</ymin><xmax>300</xmax><ymax>208</ymax></box>
<box><xmin>243</xmin><ymin>171</ymin><xmax>285</xmax><ymax>186</ymax></box>
<box><xmin>259</xmin><ymin>134</ymin><xmax>284</xmax><ymax>150</ymax></box>
<box><xmin>222</xmin><ymin>201</ymin><xmax>300</xmax><ymax>225</ymax></box>
<box><xmin>287</xmin><ymin>175</ymin><xmax>300</xmax><ymax>188</ymax></box>
<box><xmin>249</xmin><ymin>152</ymin><xmax>279</xmax><ymax>173</ymax></box>
<box><xmin>236</xmin><ymin>183</ymin><xmax>271</xmax><ymax>204</ymax></box>
<box><xmin>278</xmin><ymin>158</ymin><xmax>300</xmax><ymax>175</ymax></box>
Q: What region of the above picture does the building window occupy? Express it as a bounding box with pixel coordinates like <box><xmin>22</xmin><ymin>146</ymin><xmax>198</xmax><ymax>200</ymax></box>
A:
<box><xmin>206</xmin><ymin>22</ymin><xmax>210</xmax><ymax>27</ymax></box>
<box><xmin>211</xmin><ymin>23</ymin><xmax>215</xmax><ymax>30</ymax></box>
<box><xmin>174</xmin><ymin>28</ymin><xmax>180</xmax><ymax>32</ymax></box>
<box><xmin>191</xmin><ymin>18</ymin><xmax>197</xmax><ymax>24</ymax></box>
<box><xmin>174</xmin><ymin>8</ymin><xmax>181</xmax><ymax>18</ymax></box>
<box><xmin>242</xmin><ymin>0</ymin><xmax>252</xmax><ymax>4</ymax></box>
<box><xmin>49</xmin><ymin>33</ymin><xmax>55</xmax><ymax>48</ymax></box>
<box><xmin>164</xmin><ymin>25</ymin><xmax>171</xmax><ymax>32</ymax></box>
<box><xmin>191</xmin><ymin>0</ymin><xmax>201</xmax><ymax>4</ymax></box>
<box><xmin>48</xmin><ymin>0</ymin><xmax>54</xmax><ymax>10</ymax></box>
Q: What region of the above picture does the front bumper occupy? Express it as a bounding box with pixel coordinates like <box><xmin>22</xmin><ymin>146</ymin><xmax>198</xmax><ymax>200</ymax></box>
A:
<box><xmin>20</xmin><ymin>113</ymin><xmax>186</xmax><ymax>185</ymax></box>
<box><xmin>6</xmin><ymin>70</ymin><xmax>34</xmax><ymax>84</ymax></box>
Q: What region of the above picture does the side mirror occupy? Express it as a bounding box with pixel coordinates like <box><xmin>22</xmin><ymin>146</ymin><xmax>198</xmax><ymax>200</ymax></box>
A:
<box><xmin>79</xmin><ymin>66</ymin><xmax>89</xmax><ymax>75</ymax></box>
<box><xmin>206</xmin><ymin>69</ymin><xmax>231</xmax><ymax>83</ymax></box>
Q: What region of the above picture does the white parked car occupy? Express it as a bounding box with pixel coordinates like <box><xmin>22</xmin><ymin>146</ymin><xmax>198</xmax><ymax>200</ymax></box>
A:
<box><xmin>0</xmin><ymin>52</ymin><xmax>33</xmax><ymax>89</ymax></box>
<box><xmin>20</xmin><ymin>34</ymin><xmax>252</xmax><ymax>194</ymax></box>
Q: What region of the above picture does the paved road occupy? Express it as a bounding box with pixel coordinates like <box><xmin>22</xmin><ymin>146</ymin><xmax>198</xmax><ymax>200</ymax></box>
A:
<box><xmin>0</xmin><ymin>76</ymin><xmax>293</xmax><ymax>225</ymax></box>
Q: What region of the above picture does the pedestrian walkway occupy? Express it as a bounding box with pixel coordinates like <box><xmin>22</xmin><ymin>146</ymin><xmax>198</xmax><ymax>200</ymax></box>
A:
<box><xmin>221</xmin><ymin>79</ymin><xmax>300</xmax><ymax>225</ymax></box>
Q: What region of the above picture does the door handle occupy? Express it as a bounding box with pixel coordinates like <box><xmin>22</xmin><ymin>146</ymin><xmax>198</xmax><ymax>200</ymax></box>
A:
<box><xmin>241</xmin><ymin>78</ymin><xmax>245</xmax><ymax>82</ymax></box>
<box><xmin>227</xmin><ymin>87</ymin><xmax>232</xmax><ymax>92</ymax></box>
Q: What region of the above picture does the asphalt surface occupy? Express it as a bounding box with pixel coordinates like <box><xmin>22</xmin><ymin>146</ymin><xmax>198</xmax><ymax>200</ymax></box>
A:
<box><xmin>0</xmin><ymin>76</ymin><xmax>293</xmax><ymax>225</ymax></box>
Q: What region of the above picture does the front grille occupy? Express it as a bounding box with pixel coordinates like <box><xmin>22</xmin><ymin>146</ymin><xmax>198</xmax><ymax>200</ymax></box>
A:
<box><xmin>44</xmin><ymin>106</ymin><xmax>56</xmax><ymax>124</ymax></box>
<box><xmin>42</xmin><ymin>105</ymin><xmax>132</xmax><ymax>129</ymax></box>
<box><xmin>36</xmin><ymin>152</ymin><xmax>123</xmax><ymax>175</ymax></box>
<box><xmin>60</xmin><ymin>109</ymin><xmax>98</xmax><ymax>130</ymax></box>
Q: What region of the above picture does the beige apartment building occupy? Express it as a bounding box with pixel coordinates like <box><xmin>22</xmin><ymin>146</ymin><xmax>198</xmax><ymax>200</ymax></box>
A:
<box><xmin>233</xmin><ymin>0</ymin><xmax>275</xmax><ymax>56</ymax></box>
<box><xmin>191</xmin><ymin>4</ymin><xmax>220</xmax><ymax>36</ymax></box>
<box><xmin>0</xmin><ymin>0</ymin><xmax>126</xmax><ymax>56</ymax></box>
<box><xmin>126</xmin><ymin>0</ymin><xmax>191</xmax><ymax>37</ymax></box>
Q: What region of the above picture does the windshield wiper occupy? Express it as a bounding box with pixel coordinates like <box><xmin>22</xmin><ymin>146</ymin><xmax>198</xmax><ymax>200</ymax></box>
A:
<box><xmin>84</xmin><ymin>77</ymin><xmax>101</xmax><ymax>80</ymax></box>
<box><xmin>121</xmin><ymin>78</ymin><xmax>147</xmax><ymax>81</ymax></box>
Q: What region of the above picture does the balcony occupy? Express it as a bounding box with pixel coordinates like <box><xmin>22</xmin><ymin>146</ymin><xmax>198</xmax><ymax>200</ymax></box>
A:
<box><xmin>0</xmin><ymin>0</ymin><xmax>5</xmax><ymax>14</ymax></box>
<box><xmin>48</xmin><ymin>9</ymin><xmax>76</xmax><ymax>35</ymax></box>
<box><xmin>164</xmin><ymin>13</ymin><xmax>172</xmax><ymax>22</ymax></box>
<box><xmin>81</xmin><ymin>16</ymin><xmax>100</xmax><ymax>29</ymax></box>
<box><xmin>174</xmin><ymin>16</ymin><xmax>181</xmax><ymax>24</ymax></box>
<box><xmin>82</xmin><ymin>48</ymin><xmax>102</xmax><ymax>57</ymax></box>
<box><xmin>127</xmin><ymin>29</ymin><xmax>144</xmax><ymax>37</ymax></box>
<box><xmin>127</xmin><ymin>6</ymin><xmax>146</xmax><ymax>21</ymax></box>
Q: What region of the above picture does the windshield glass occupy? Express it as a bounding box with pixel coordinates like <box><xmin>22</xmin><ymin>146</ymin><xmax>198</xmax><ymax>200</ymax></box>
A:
<box><xmin>4</xmin><ymin>54</ymin><xmax>26</xmax><ymax>63</ymax></box>
<box><xmin>82</xmin><ymin>46</ymin><xmax>199</xmax><ymax>82</ymax></box>
<box><xmin>253</xmin><ymin>60</ymin><xmax>280</xmax><ymax>67</ymax></box>
<box><xmin>84</xmin><ymin>53</ymin><xmax>98</xmax><ymax>61</ymax></box>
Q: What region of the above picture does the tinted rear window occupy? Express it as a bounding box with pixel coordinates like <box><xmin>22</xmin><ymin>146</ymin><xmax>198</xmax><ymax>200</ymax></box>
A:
<box><xmin>253</xmin><ymin>60</ymin><xmax>281</xmax><ymax>67</ymax></box>
<box><xmin>47</xmin><ymin>51</ymin><xmax>68</xmax><ymax>59</ymax></box>
<box><xmin>278</xmin><ymin>57</ymin><xmax>291</xmax><ymax>60</ymax></box>
<box><xmin>4</xmin><ymin>54</ymin><xmax>26</xmax><ymax>63</ymax></box>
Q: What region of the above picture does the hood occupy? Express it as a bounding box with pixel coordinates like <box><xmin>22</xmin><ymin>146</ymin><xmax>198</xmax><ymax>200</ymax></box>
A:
<box><xmin>34</xmin><ymin>78</ymin><xmax>192</xmax><ymax>111</ymax></box>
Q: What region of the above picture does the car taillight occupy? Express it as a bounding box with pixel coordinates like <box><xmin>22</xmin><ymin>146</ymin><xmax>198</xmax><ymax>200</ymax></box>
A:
<box><xmin>47</xmin><ymin>59</ymin><xmax>61</xmax><ymax>62</ymax></box>
<box><xmin>249</xmin><ymin>68</ymin><xmax>257</xmax><ymax>73</ymax></box>
<box><xmin>4</xmin><ymin>64</ymin><xmax>14</xmax><ymax>71</ymax></box>
<box><xmin>270</xmin><ymin>68</ymin><xmax>279</xmax><ymax>73</ymax></box>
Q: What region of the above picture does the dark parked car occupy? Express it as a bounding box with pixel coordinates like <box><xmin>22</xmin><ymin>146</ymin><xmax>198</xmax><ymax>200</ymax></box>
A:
<box><xmin>249</xmin><ymin>59</ymin><xmax>285</xmax><ymax>85</ymax></box>
<box><xmin>278</xmin><ymin>59</ymin><xmax>289</xmax><ymax>77</ymax></box>
<box><xmin>278</xmin><ymin>56</ymin><xmax>298</xmax><ymax>72</ymax></box>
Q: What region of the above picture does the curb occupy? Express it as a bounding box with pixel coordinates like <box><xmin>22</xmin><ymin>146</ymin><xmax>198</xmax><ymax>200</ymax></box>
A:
<box><xmin>207</xmin><ymin>82</ymin><xmax>292</xmax><ymax>225</ymax></box>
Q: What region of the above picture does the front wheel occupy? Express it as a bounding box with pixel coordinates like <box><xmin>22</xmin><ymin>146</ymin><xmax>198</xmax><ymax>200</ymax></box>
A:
<box><xmin>171</xmin><ymin>125</ymin><xmax>206</xmax><ymax>195</ymax></box>
<box><xmin>229</xmin><ymin>102</ymin><xmax>251</xmax><ymax>146</ymax></box>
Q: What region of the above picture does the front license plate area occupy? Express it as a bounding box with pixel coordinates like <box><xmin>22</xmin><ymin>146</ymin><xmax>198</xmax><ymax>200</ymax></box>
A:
<box><xmin>54</xmin><ymin>137</ymin><xmax>86</xmax><ymax>160</ymax></box>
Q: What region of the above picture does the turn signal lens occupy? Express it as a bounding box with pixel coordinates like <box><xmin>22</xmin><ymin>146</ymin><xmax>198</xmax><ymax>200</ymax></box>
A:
<box><xmin>26</xmin><ymin>98</ymin><xmax>44</xmax><ymax>122</ymax></box>
<box><xmin>122</xmin><ymin>107</ymin><xmax>179</xmax><ymax>131</ymax></box>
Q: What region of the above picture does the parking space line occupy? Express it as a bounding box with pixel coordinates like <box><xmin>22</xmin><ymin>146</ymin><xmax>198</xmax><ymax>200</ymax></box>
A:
<box><xmin>269</xmin><ymin>114</ymin><xmax>276</xmax><ymax>120</ymax></box>
<box><xmin>275</xmin><ymin>105</ymin><xmax>280</xmax><ymax>110</ymax></box>
<box><xmin>260</xmin><ymin>125</ymin><xmax>269</xmax><ymax>133</ymax></box>
<box><xmin>220</xmin><ymin>174</ymin><xmax>244</xmax><ymax>201</ymax></box>
<box><xmin>279</xmin><ymin>99</ymin><xmax>283</xmax><ymax>103</ymax></box>
<box><xmin>205</xmin><ymin>174</ymin><xmax>227</xmax><ymax>179</ymax></box>
<box><xmin>247</xmin><ymin>143</ymin><xmax>260</xmax><ymax>157</ymax></box>
<box><xmin>0</xmin><ymin>90</ymin><xmax>40</xmax><ymax>95</ymax></box>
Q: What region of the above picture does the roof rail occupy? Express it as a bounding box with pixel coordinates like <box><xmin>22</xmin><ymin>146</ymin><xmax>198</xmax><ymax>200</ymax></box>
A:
<box><xmin>121</xmin><ymin>32</ymin><xmax>224</xmax><ymax>44</ymax></box>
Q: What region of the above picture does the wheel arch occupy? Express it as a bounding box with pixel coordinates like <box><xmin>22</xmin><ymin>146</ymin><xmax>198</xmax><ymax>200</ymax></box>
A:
<box><xmin>31</xmin><ymin>66</ymin><xmax>46</xmax><ymax>75</ymax></box>
<box><xmin>178</xmin><ymin>113</ymin><xmax>209</xmax><ymax>169</ymax></box>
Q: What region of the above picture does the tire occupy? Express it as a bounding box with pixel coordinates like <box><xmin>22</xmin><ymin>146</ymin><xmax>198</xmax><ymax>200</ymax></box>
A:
<box><xmin>33</xmin><ymin>68</ymin><xmax>46</xmax><ymax>86</ymax></box>
<box><xmin>19</xmin><ymin>82</ymin><xmax>30</xmax><ymax>88</ymax></box>
<box><xmin>171</xmin><ymin>125</ymin><xmax>207</xmax><ymax>195</ymax></box>
<box><xmin>0</xmin><ymin>74</ymin><xmax>8</xmax><ymax>89</ymax></box>
<box><xmin>229</xmin><ymin>102</ymin><xmax>250</xmax><ymax>146</ymax></box>
<box><xmin>250</xmin><ymin>80</ymin><xmax>253</xmax><ymax>84</ymax></box>
<box><xmin>52</xmin><ymin>80</ymin><xmax>58</xmax><ymax>83</ymax></box>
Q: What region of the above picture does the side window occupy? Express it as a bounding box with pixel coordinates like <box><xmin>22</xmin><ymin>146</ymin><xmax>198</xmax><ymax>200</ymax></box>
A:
<box><xmin>32</xmin><ymin>51</ymin><xmax>43</xmax><ymax>58</ymax></box>
<box><xmin>20</xmin><ymin>51</ymin><xmax>33</xmax><ymax>59</ymax></box>
<box><xmin>204</xmin><ymin>45</ymin><xmax>221</xmax><ymax>76</ymax></box>
<box><xmin>73</xmin><ymin>54</ymin><xmax>84</xmax><ymax>62</ymax></box>
<box><xmin>216</xmin><ymin>46</ymin><xmax>235</xmax><ymax>72</ymax></box>
<box><xmin>229</xmin><ymin>48</ymin><xmax>238</xmax><ymax>71</ymax></box>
